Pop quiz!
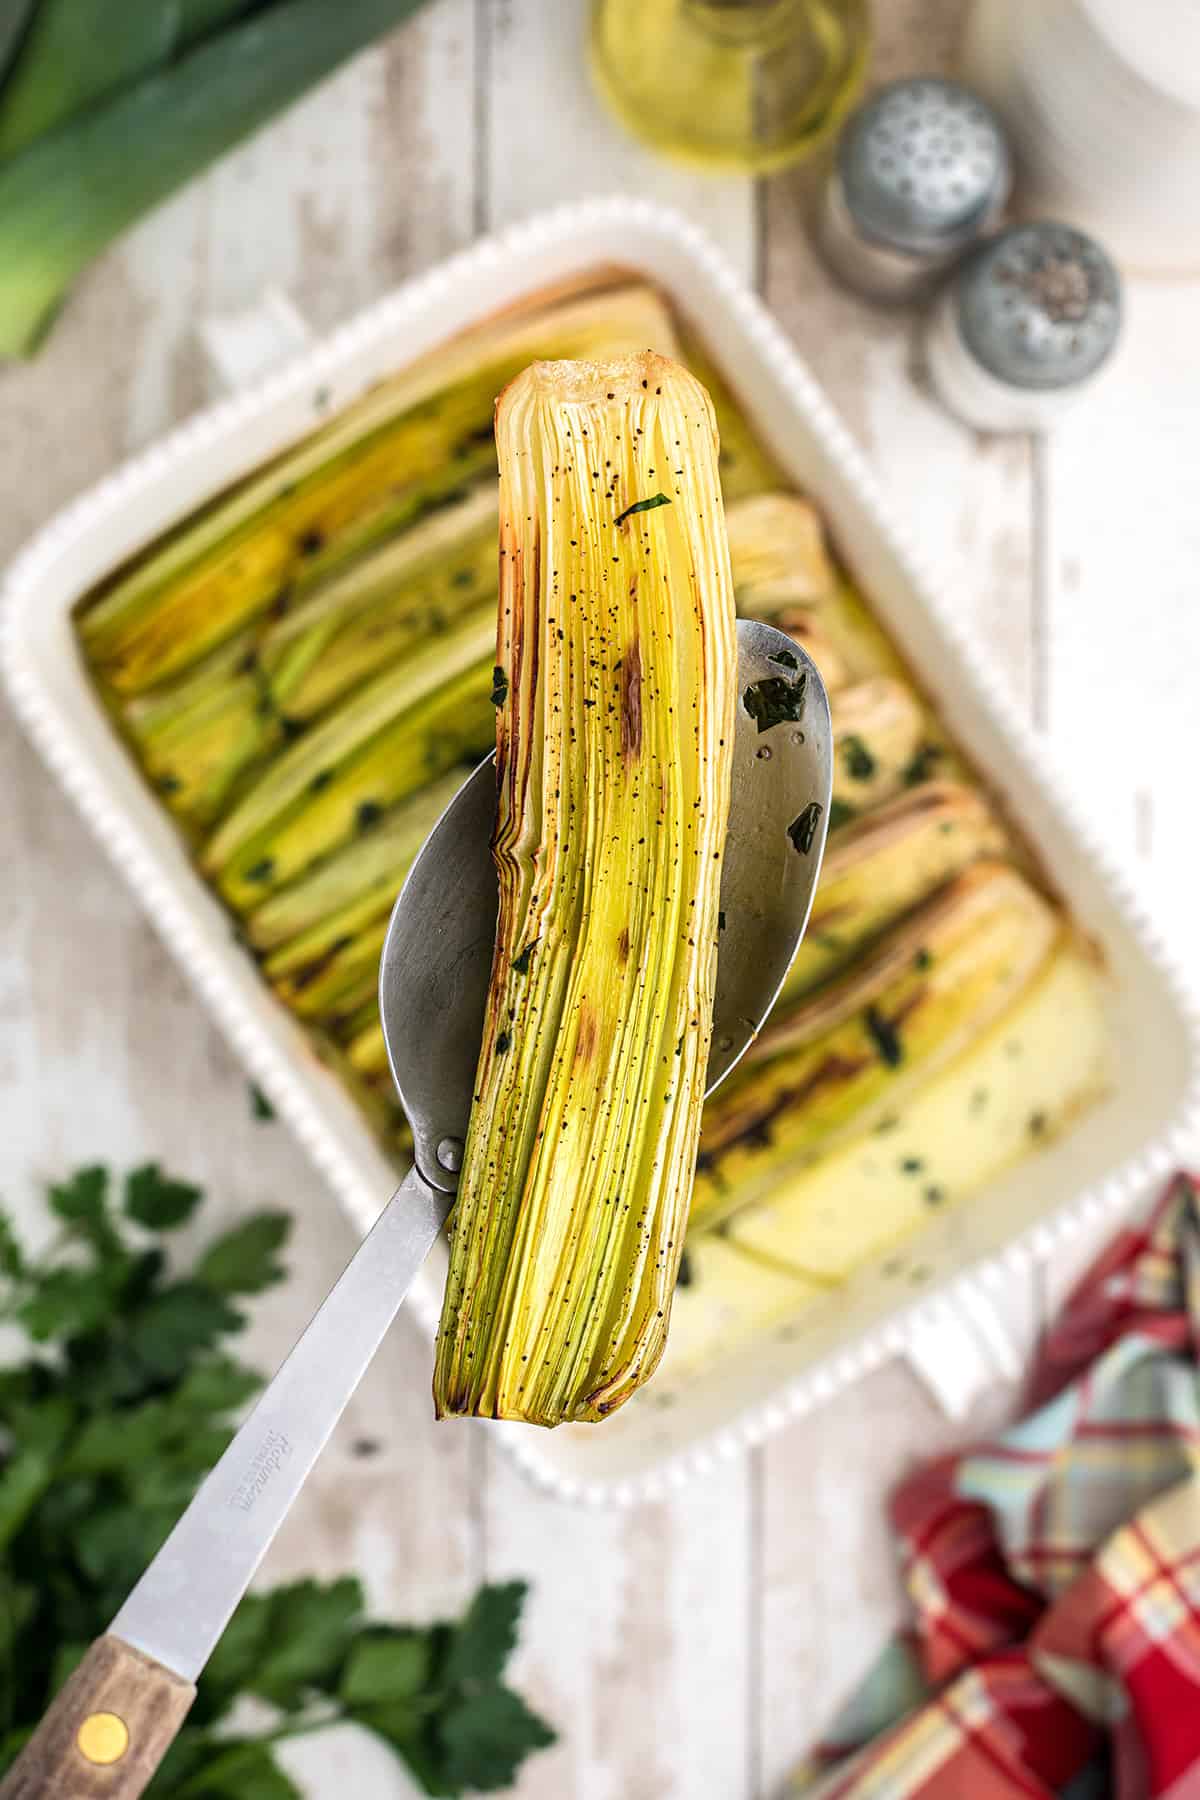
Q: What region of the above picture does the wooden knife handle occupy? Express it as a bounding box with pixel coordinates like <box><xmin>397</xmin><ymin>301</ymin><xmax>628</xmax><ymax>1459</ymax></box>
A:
<box><xmin>0</xmin><ymin>1635</ymin><xmax>195</xmax><ymax>1800</ymax></box>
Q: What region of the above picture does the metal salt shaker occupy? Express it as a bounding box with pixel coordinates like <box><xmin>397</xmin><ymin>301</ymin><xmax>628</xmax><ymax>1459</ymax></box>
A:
<box><xmin>816</xmin><ymin>76</ymin><xmax>1011</xmax><ymax>302</ymax></box>
<box><xmin>925</xmin><ymin>221</ymin><xmax>1123</xmax><ymax>433</ymax></box>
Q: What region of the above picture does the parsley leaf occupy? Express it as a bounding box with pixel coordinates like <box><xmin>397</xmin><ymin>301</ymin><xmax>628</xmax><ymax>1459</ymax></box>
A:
<box><xmin>125</xmin><ymin>1163</ymin><xmax>203</xmax><ymax>1230</ymax></box>
<box><xmin>511</xmin><ymin>939</ymin><xmax>538</xmax><ymax>976</ymax></box>
<box><xmin>614</xmin><ymin>492</ymin><xmax>670</xmax><ymax>528</ymax></box>
<box><xmin>443</xmin><ymin>1581</ymin><xmax>527</xmax><ymax>1689</ymax></box>
<box><xmin>340</xmin><ymin>1628</ymin><xmax>433</xmax><ymax>1708</ymax></box>
<box><xmin>787</xmin><ymin>801</ymin><xmax>824</xmax><ymax>854</ymax></box>
<box><xmin>48</xmin><ymin>1166</ymin><xmax>125</xmax><ymax>1262</ymax></box>
<box><xmin>247</xmin><ymin>1578</ymin><xmax>365</xmax><ymax>1710</ymax></box>
<box><xmin>200</xmin><ymin>1596</ymin><xmax>275</xmax><ymax>1713</ymax></box>
<box><xmin>196</xmin><ymin>1212</ymin><xmax>290</xmax><ymax>1295</ymax></box>
<box><xmin>156</xmin><ymin>1737</ymin><xmax>303</xmax><ymax>1799</ymax></box>
<box><xmin>48</xmin><ymin>1165</ymin><xmax>109</xmax><ymax>1228</ymax></box>
<box><xmin>0</xmin><ymin>1210</ymin><xmax>24</xmax><ymax>1281</ymax></box>
<box><xmin>439</xmin><ymin>1684</ymin><xmax>557</xmax><ymax>1793</ymax></box>
<box><xmin>0</xmin><ymin>1443</ymin><xmax>62</xmax><ymax>1553</ymax></box>
<box><xmin>742</xmin><ymin>670</ymin><xmax>807</xmax><ymax>733</ymax></box>
<box><xmin>866</xmin><ymin>1007</ymin><xmax>904</xmax><ymax>1067</ymax></box>
<box><xmin>249</xmin><ymin>1083</ymin><xmax>276</xmax><ymax>1121</ymax></box>
<box><xmin>124</xmin><ymin>1281</ymin><xmax>245</xmax><ymax>1382</ymax></box>
<box><xmin>17</xmin><ymin>1266</ymin><xmax>125</xmax><ymax>1343</ymax></box>
<box><xmin>841</xmin><ymin>734</ymin><xmax>877</xmax><ymax>782</ymax></box>
<box><xmin>903</xmin><ymin>742</ymin><xmax>943</xmax><ymax>787</ymax></box>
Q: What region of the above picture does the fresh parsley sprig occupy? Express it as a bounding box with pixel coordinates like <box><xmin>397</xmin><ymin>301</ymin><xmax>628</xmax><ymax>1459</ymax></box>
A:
<box><xmin>0</xmin><ymin>1165</ymin><xmax>554</xmax><ymax>1797</ymax></box>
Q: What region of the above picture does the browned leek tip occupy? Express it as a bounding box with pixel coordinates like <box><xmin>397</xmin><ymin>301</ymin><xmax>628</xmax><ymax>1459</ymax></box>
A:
<box><xmin>433</xmin><ymin>349</ymin><xmax>737</xmax><ymax>1427</ymax></box>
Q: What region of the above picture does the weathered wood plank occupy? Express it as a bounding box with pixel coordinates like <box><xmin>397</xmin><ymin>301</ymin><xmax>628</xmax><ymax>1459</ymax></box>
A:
<box><xmin>1036</xmin><ymin>274</ymin><xmax>1200</xmax><ymax>1318</ymax></box>
<box><xmin>757</xmin><ymin>1360</ymin><xmax>1016</xmax><ymax>1796</ymax></box>
<box><xmin>484</xmin><ymin>1450</ymin><xmax>752</xmax><ymax>1800</ymax></box>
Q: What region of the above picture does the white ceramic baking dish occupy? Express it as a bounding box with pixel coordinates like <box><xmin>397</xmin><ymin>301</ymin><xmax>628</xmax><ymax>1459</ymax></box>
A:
<box><xmin>5</xmin><ymin>198</ymin><xmax>1198</xmax><ymax>1505</ymax></box>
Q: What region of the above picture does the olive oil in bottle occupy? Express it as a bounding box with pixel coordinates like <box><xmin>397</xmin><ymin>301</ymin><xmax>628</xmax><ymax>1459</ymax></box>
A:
<box><xmin>590</xmin><ymin>0</ymin><xmax>870</xmax><ymax>175</ymax></box>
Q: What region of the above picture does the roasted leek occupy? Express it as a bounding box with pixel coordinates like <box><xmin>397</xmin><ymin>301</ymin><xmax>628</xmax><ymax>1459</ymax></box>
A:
<box><xmin>689</xmin><ymin>864</ymin><xmax>1059</xmax><ymax>1234</ymax></box>
<box><xmin>780</xmin><ymin>781</ymin><xmax>1008</xmax><ymax>1003</ymax></box>
<box><xmin>122</xmin><ymin>490</ymin><xmax>499</xmax><ymax>826</ymax></box>
<box><xmin>661</xmin><ymin>941</ymin><xmax>1110</xmax><ymax>1384</ymax></box>
<box><xmin>79</xmin><ymin>284</ymin><xmax>676</xmax><ymax>692</ymax></box>
<box><xmin>433</xmin><ymin>352</ymin><xmax>737</xmax><ymax>1426</ymax></box>
<box><xmin>722</xmin><ymin>942</ymin><xmax>1110</xmax><ymax>1284</ymax></box>
<box><xmin>244</xmin><ymin>770</ymin><xmax>463</xmax><ymax>952</ymax></box>
<box><xmin>829</xmin><ymin>676</ymin><xmax>924</xmax><ymax>815</ymax></box>
<box><xmin>204</xmin><ymin>613</ymin><xmax>497</xmax><ymax>908</ymax></box>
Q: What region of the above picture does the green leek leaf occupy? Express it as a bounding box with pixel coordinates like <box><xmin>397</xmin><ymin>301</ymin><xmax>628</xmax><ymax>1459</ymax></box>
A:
<box><xmin>0</xmin><ymin>0</ymin><xmax>255</xmax><ymax>161</ymax></box>
<box><xmin>0</xmin><ymin>0</ymin><xmax>35</xmax><ymax>90</ymax></box>
<box><xmin>0</xmin><ymin>0</ymin><xmax>431</xmax><ymax>355</ymax></box>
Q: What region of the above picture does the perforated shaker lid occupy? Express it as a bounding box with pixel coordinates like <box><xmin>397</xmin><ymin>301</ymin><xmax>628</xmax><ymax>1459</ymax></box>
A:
<box><xmin>837</xmin><ymin>77</ymin><xmax>1010</xmax><ymax>256</ymax></box>
<box><xmin>956</xmin><ymin>222</ymin><xmax>1123</xmax><ymax>391</ymax></box>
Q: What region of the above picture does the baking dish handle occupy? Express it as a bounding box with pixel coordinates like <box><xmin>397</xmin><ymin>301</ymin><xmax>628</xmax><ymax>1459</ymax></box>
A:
<box><xmin>198</xmin><ymin>289</ymin><xmax>313</xmax><ymax>393</ymax></box>
<box><xmin>902</xmin><ymin>1280</ymin><xmax>1025</xmax><ymax>1420</ymax></box>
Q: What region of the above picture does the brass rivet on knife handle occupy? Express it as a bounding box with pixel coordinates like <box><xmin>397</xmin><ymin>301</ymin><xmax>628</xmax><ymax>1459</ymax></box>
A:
<box><xmin>0</xmin><ymin>1635</ymin><xmax>195</xmax><ymax>1799</ymax></box>
<box><xmin>77</xmin><ymin>1713</ymin><xmax>130</xmax><ymax>1765</ymax></box>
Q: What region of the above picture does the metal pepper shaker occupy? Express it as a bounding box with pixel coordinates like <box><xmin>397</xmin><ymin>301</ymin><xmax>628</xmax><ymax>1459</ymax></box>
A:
<box><xmin>816</xmin><ymin>76</ymin><xmax>1011</xmax><ymax>302</ymax></box>
<box><xmin>925</xmin><ymin>221</ymin><xmax>1123</xmax><ymax>433</ymax></box>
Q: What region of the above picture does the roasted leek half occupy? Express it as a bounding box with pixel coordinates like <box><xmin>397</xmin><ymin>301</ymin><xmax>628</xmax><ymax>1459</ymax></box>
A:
<box><xmin>433</xmin><ymin>352</ymin><xmax>737</xmax><ymax>1426</ymax></box>
<box><xmin>689</xmin><ymin>863</ymin><xmax>1059</xmax><ymax>1234</ymax></box>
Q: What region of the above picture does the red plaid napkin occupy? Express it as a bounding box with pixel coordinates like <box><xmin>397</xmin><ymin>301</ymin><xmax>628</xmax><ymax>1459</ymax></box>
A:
<box><xmin>797</xmin><ymin>1173</ymin><xmax>1200</xmax><ymax>1800</ymax></box>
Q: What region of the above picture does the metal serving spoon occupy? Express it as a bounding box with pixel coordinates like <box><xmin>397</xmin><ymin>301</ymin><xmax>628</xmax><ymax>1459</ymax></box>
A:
<box><xmin>383</xmin><ymin>617</ymin><xmax>833</xmax><ymax>1186</ymax></box>
<box><xmin>0</xmin><ymin>619</ymin><xmax>829</xmax><ymax>1800</ymax></box>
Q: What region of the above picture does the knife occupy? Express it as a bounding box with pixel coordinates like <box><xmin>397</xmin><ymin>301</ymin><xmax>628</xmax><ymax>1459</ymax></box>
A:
<box><xmin>0</xmin><ymin>1167</ymin><xmax>450</xmax><ymax>1799</ymax></box>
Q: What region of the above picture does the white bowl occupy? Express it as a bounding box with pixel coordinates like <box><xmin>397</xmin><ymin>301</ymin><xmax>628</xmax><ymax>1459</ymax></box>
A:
<box><xmin>5</xmin><ymin>198</ymin><xmax>1198</xmax><ymax>1503</ymax></box>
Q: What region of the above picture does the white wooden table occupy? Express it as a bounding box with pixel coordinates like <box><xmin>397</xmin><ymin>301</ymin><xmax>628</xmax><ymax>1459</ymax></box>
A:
<box><xmin>3</xmin><ymin>4</ymin><xmax>1198</xmax><ymax>1795</ymax></box>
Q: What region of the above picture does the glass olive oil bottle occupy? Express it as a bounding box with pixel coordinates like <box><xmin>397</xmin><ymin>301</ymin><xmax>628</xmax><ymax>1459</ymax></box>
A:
<box><xmin>590</xmin><ymin>0</ymin><xmax>871</xmax><ymax>174</ymax></box>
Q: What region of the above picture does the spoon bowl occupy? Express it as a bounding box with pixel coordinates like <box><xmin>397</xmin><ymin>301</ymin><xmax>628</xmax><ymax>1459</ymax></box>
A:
<box><xmin>381</xmin><ymin>617</ymin><xmax>832</xmax><ymax>1195</ymax></box>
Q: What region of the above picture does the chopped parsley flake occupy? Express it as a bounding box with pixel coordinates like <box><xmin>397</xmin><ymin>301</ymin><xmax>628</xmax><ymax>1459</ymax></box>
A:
<box><xmin>743</xmin><ymin>671</ymin><xmax>807</xmax><ymax>732</ymax></box>
<box><xmin>614</xmin><ymin>492</ymin><xmax>671</xmax><ymax>528</ymax></box>
<box><xmin>788</xmin><ymin>801</ymin><xmax>824</xmax><ymax>854</ymax></box>
<box><xmin>903</xmin><ymin>743</ymin><xmax>943</xmax><ymax>787</ymax></box>
<box><xmin>842</xmin><ymin>734</ymin><xmax>877</xmax><ymax>781</ymax></box>
<box><xmin>866</xmin><ymin>1006</ymin><xmax>903</xmax><ymax>1067</ymax></box>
